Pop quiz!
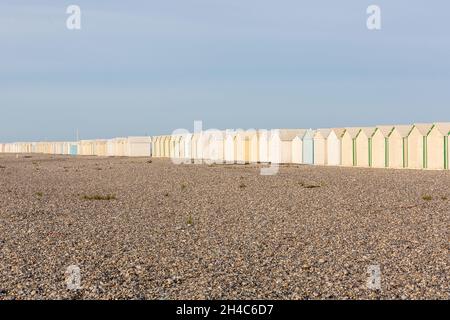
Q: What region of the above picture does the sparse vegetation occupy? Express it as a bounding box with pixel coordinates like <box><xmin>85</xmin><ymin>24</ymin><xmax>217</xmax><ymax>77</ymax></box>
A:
<box><xmin>181</xmin><ymin>184</ymin><xmax>187</xmax><ymax>190</ymax></box>
<box><xmin>422</xmin><ymin>195</ymin><xmax>432</xmax><ymax>201</ymax></box>
<box><xmin>36</xmin><ymin>192</ymin><xmax>43</xmax><ymax>198</ymax></box>
<box><xmin>82</xmin><ymin>194</ymin><xmax>116</xmax><ymax>201</ymax></box>
<box><xmin>441</xmin><ymin>196</ymin><xmax>447</xmax><ymax>201</ymax></box>
<box><xmin>299</xmin><ymin>181</ymin><xmax>321</xmax><ymax>189</ymax></box>
<box><xmin>187</xmin><ymin>216</ymin><xmax>193</xmax><ymax>226</ymax></box>
<box><xmin>239</xmin><ymin>183</ymin><xmax>246</xmax><ymax>189</ymax></box>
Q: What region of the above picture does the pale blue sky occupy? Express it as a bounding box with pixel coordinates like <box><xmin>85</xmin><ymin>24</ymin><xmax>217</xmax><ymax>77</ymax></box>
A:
<box><xmin>0</xmin><ymin>0</ymin><xmax>449</xmax><ymax>142</ymax></box>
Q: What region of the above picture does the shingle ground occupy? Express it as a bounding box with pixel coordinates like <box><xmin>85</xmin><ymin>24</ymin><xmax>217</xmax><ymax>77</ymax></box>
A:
<box><xmin>0</xmin><ymin>154</ymin><xmax>448</xmax><ymax>299</ymax></box>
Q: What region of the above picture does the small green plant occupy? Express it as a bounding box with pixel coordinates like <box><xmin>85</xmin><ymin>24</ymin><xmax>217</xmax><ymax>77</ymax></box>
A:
<box><xmin>181</xmin><ymin>184</ymin><xmax>187</xmax><ymax>190</ymax></box>
<box><xmin>36</xmin><ymin>192</ymin><xmax>43</xmax><ymax>197</ymax></box>
<box><xmin>82</xmin><ymin>194</ymin><xmax>116</xmax><ymax>201</ymax></box>
<box><xmin>299</xmin><ymin>181</ymin><xmax>321</xmax><ymax>189</ymax></box>
<box><xmin>422</xmin><ymin>195</ymin><xmax>432</xmax><ymax>201</ymax></box>
<box><xmin>304</xmin><ymin>184</ymin><xmax>321</xmax><ymax>189</ymax></box>
<box><xmin>187</xmin><ymin>216</ymin><xmax>193</xmax><ymax>226</ymax></box>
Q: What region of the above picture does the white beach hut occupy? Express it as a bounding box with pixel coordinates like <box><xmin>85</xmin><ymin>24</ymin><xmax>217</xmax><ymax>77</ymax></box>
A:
<box><xmin>269</xmin><ymin>129</ymin><xmax>305</xmax><ymax>164</ymax></box>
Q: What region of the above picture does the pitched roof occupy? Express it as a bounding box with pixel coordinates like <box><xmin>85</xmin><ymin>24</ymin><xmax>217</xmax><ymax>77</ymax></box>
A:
<box><xmin>314</xmin><ymin>128</ymin><xmax>332</xmax><ymax>139</ymax></box>
<box><xmin>413</xmin><ymin>123</ymin><xmax>433</xmax><ymax>136</ymax></box>
<box><xmin>272</xmin><ymin>129</ymin><xmax>306</xmax><ymax>141</ymax></box>
<box><xmin>392</xmin><ymin>125</ymin><xmax>413</xmax><ymax>138</ymax></box>
<box><xmin>344</xmin><ymin>127</ymin><xmax>361</xmax><ymax>139</ymax></box>
<box><xmin>331</xmin><ymin>128</ymin><xmax>346</xmax><ymax>138</ymax></box>
<box><xmin>376</xmin><ymin>126</ymin><xmax>394</xmax><ymax>137</ymax></box>
<box><xmin>358</xmin><ymin>127</ymin><xmax>376</xmax><ymax>138</ymax></box>
<box><xmin>432</xmin><ymin>122</ymin><xmax>450</xmax><ymax>135</ymax></box>
<box><xmin>302</xmin><ymin>129</ymin><xmax>315</xmax><ymax>140</ymax></box>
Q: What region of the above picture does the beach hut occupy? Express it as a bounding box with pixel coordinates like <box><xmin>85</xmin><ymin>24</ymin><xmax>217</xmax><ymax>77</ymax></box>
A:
<box><xmin>183</xmin><ymin>133</ymin><xmax>193</xmax><ymax>162</ymax></box>
<box><xmin>355</xmin><ymin>127</ymin><xmax>376</xmax><ymax>167</ymax></box>
<box><xmin>190</xmin><ymin>133</ymin><xmax>199</xmax><ymax>162</ymax></box>
<box><xmin>197</xmin><ymin>132</ymin><xmax>209</xmax><ymax>162</ymax></box>
<box><xmin>258</xmin><ymin>130</ymin><xmax>270</xmax><ymax>164</ymax></box>
<box><xmin>235</xmin><ymin>130</ymin><xmax>252</xmax><ymax>164</ymax></box>
<box><xmin>94</xmin><ymin>140</ymin><xmax>108</xmax><ymax>156</ymax></box>
<box><xmin>249</xmin><ymin>130</ymin><xmax>260</xmax><ymax>163</ymax></box>
<box><xmin>313</xmin><ymin>129</ymin><xmax>332</xmax><ymax>166</ymax></box>
<box><xmin>269</xmin><ymin>129</ymin><xmax>305</xmax><ymax>164</ymax></box>
<box><xmin>387</xmin><ymin>125</ymin><xmax>412</xmax><ymax>169</ymax></box>
<box><xmin>176</xmin><ymin>135</ymin><xmax>183</xmax><ymax>159</ymax></box>
<box><xmin>328</xmin><ymin>128</ymin><xmax>345</xmax><ymax>166</ymax></box>
<box><xmin>311</xmin><ymin>128</ymin><xmax>344</xmax><ymax>166</ymax></box>
<box><xmin>292</xmin><ymin>135</ymin><xmax>303</xmax><ymax>164</ymax></box>
<box><xmin>224</xmin><ymin>130</ymin><xmax>236</xmax><ymax>164</ymax></box>
<box><xmin>169</xmin><ymin>135</ymin><xmax>177</xmax><ymax>159</ymax></box>
<box><xmin>425</xmin><ymin>123</ymin><xmax>450</xmax><ymax>170</ymax></box>
<box><xmin>248</xmin><ymin>129</ymin><xmax>270</xmax><ymax>163</ymax></box>
<box><xmin>160</xmin><ymin>136</ymin><xmax>167</xmax><ymax>157</ymax></box>
<box><xmin>204</xmin><ymin>130</ymin><xmax>225</xmax><ymax>164</ymax></box>
<box><xmin>69</xmin><ymin>142</ymin><xmax>78</xmax><ymax>156</ymax></box>
<box><xmin>179</xmin><ymin>135</ymin><xmax>185</xmax><ymax>159</ymax></box>
<box><xmin>157</xmin><ymin>136</ymin><xmax>165</xmax><ymax>157</ymax></box>
<box><xmin>290</xmin><ymin>129</ymin><xmax>307</xmax><ymax>165</ymax></box>
<box><xmin>79</xmin><ymin>140</ymin><xmax>94</xmax><ymax>156</ymax></box>
<box><xmin>116</xmin><ymin>137</ymin><xmax>128</xmax><ymax>156</ymax></box>
<box><xmin>156</xmin><ymin>136</ymin><xmax>163</xmax><ymax>157</ymax></box>
<box><xmin>407</xmin><ymin>124</ymin><xmax>433</xmax><ymax>169</ymax></box>
<box><xmin>370</xmin><ymin>126</ymin><xmax>392</xmax><ymax>168</ymax></box>
<box><xmin>313</xmin><ymin>129</ymin><xmax>329</xmax><ymax>165</ymax></box>
<box><xmin>302</xmin><ymin>129</ymin><xmax>315</xmax><ymax>165</ymax></box>
<box><xmin>174</xmin><ymin>135</ymin><xmax>182</xmax><ymax>159</ymax></box>
<box><xmin>126</xmin><ymin>137</ymin><xmax>152</xmax><ymax>157</ymax></box>
<box><xmin>164</xmin><ymin>135</ymin><xmax>170</xmax><ymax>157</ymax></box>
<box><xmin>150</xmin><ymin>136</ymin><xmax>157</xmax><ymax>157</ymax></box>
<box><xmin>163</xmin><ymin>136</ymin><xmax>170</xmax><ymax>158</ymax></box>
<box><xmin>107</xmin><ymin>139</ymin><xmax>116</xmax><ymax>156</ymax></box>
<box><xmin>341</xmin><ymin>128</ymin><xmax>361</xmax><ymax>167</ymax></box>
<box><xmin>168</xmin><ymin>135</ymin><xmax>175</xmax><ymax>158</ymax></box>
<box><xmin>369</xmin><ymin>126</ymin><xmax>392</xmax><ymax>168</ymax></box>
<box><xmin>154</xmin><ymin>136</ymin><xmax>161</xmax><ymax>157</ymax></box>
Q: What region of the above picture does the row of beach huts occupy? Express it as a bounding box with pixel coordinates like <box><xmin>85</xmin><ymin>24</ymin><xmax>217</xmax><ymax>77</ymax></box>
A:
<box><xmin>1</xmin><ymin>123</ymin><xmax>449</xmax><ymax>170</ymax></box>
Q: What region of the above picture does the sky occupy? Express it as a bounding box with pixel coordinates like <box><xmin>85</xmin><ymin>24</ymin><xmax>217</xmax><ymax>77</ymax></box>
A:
<box><xmin>0</xmin><ymin>0</ymin><xmax>449</xmax><ymax>142</ymax></box>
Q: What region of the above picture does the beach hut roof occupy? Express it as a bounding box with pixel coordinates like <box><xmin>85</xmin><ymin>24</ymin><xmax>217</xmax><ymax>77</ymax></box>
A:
<box><xmin>314</xmin><ymin>128</ymin><xmax>332</xmax><ymax>139</ymax></box>
<box><xmin>433</xmin><ymin>122</ymin><xmax>450</xmax><ymax>135</ymax></box>
<box><xmin>358</xmin><ymin>127</ymin><xmax>376</xmax><ymax>138</ymax></box>
<box><xmin>376</xmin><ymin>126</ymin><xmax>394</xmax><ymax>137</ymax></box>
<box><xmin>391</xmin><ymin>125</ymin><xmax>413</xmax><ymax>138</ymax></box>
<box><xmin>330</xmin><ymin>128</ymin><xmax>345</xmax><ymax>138</ymax></box>
<box><xmin>413</xmin><ymin>123</ymin><xmax>433</xmax><ymax>136</ymax></box>
<box><xmin>302</xmin><ymin>129</ymin><xmax>315</xmax><ymax>140</ymax></box>
<box><xmin>344</xmin><ymin>128</ymin><xmax>361</xmax><ymax>139</ymax></box>
<box><xmin>274</xmin><ymin>129</ymin><xmax>306</xmax><ymax>141</ymax></box>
